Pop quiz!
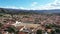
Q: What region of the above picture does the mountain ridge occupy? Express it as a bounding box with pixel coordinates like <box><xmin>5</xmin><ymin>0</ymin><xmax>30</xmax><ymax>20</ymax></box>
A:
<box><xmin>0</xmin><ymin>8</ymin><xmax>60</xmax><ymax>14</ymax></box>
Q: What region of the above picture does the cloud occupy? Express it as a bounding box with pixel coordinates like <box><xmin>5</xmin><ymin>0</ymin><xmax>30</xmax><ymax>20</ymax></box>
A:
<box><xmin>0</xmin><ymin>0</ymin><xmax>60</xmax><ymax>10</ymax></box>
<box><xmin>41</xmin><ymin>0</ymin><xmax>60</xmax><ymax>10</ymax></box>
<box><xmin>51</xmin><ymin>0</ymin><xmax>60</xmax><ymax>7</ymax></box>
<box><xmin>20</xmin><ymin>7</ymin><xmax>25</xmax><ymax>9</ymax></box>
<box><xmin>31</xmin><ymin>2</ymin><xmax>38</xmax><ymax>6</ymax></box>
<box><xmin>30</xmin><ymin>0</ymin><xmax>60</xmax><ymax>10</ymax></box>
<box><xmin>0</xmin><ymin>6</ymin><xmax>27</xmax><ymax>9</ymax></box>
<box><xmin>0</xmin><ymin>6</ymin><xmax>19</xmax><ymax>9</ymax></box>
<box><xmin>17</xmin><ymin>0</ymin><xmax>60</xmax><ymax>10</ymax></box>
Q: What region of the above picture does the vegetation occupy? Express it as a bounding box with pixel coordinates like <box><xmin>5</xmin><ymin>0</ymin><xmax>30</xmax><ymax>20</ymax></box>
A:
<box><xmin>45</xmin><ymin>24</ymin><xmax>52</xmax><ymax>29</ymax></box>
<box><xmin>55</xmin><ymin>28</ymin><xmax>60</xmax><ymax>33</ymax></box>
<box><xmin>4</xmin><ymin>26</ymin><xmax>18</xmax><ymax>34</ymax></box>
<box><xmin>0</xmin><ymin>14</ymin><xmax>3</xmax><ymax>17</ymax></box>
<box><xmin>36</xmin><ymin>29</ymin><xmax>42</xmax><ymax>34</ymax></box>
<box><xmin>51</xmin><ymin>30</ymin><xmax>55</xmax><ymax>34</ymax></box>
<box><xmin>0</xmin><ymin>23</ymin><xmax>3</xmax><ymax>28</ymax></box>
<box><xmin>0</xmin><ymin>32</ymin><xmax>2</xmax><ymax>34</ymax></box>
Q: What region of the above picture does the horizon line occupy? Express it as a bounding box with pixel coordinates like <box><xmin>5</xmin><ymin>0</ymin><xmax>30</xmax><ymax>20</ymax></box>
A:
<box><xmin>0</xmin><ymin>7</ymin><xmax>60</xmax><ymax>10</ymax></box>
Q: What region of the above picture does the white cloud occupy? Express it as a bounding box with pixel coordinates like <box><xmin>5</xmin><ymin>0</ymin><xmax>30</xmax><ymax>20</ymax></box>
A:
<box><xmin>40</xmin><ymin>0</ymin><xmax>60</xmax><ymax>10</ymax></box>
<box><xmin>0</xmin><ymin>6</ymin><xmax>27</xmax><ymax>10</ymax></box>
<box><xmin>31</xmin><ymin>2</ymin><xmax>38</xmax><ymax>6</ymax></box>
<box><xmin>30</xmin><ymin>0</ymin><xmax>60</xmax><ymax>10</ymax></box>
<box><xmin>20</xmin><ymin>7</ymin><xmax>25</xmax><ymax>9</ymax></box>
<box><xmin>0</xmin><ymin>0</ymin><xmax>60</xmax><ymax>10</ymax></box>
<box><xmin>19</xmin><ymin>7</ymin><xmax>30</xmax><ymax>10</ymax></box>
<box><xmin>0</xmin><ymin>6</ymin><xmax>19</xmax><ymax>9</ymax></box>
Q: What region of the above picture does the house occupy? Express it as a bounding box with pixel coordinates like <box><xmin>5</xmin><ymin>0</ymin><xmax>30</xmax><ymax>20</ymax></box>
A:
<box><xmin>18</xmin><ymin>31</ymin><xmax>28</xmax><ymax>34</ymax></box>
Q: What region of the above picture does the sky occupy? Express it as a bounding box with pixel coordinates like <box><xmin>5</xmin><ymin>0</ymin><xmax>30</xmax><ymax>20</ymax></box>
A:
<box><xmin>0</xmin><ymin>0</ymin><xmax>60</xmax><ymax>10</ymax></box>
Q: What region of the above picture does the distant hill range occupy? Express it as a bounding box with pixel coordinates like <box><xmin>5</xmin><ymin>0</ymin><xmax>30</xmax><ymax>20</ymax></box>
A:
<box><xmin>0</xmin><ymin>8</ymin><xmax>60</xmax><ymax>15</ymax></box>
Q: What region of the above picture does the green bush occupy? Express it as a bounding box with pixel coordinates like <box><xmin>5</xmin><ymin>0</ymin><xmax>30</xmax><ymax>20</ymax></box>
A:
<box><xmin>36</xmin><ymin>29</ymin><xmax>42</xmax><ymax>34</ymax></box>
<box><xmin>55</xmin><ymin>29</ymin><xmax>60</xmax><ymax>33</ymax></box>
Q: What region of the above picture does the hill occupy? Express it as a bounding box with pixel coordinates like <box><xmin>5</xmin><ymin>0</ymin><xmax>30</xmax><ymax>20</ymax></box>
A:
<box><xmin>0</xmin><ymin>8</ymin><xmax>60</xmax><ymax>15</ymax></box>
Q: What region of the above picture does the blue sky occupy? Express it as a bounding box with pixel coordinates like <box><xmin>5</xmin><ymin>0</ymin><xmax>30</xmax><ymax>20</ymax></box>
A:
<box><xmin>0</xmin><ymin>0</ymin><xmax>60</xmax><ymax>10</ymax></box>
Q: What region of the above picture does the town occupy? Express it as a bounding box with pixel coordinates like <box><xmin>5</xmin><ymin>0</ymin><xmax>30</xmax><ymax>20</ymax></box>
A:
<box><xmin>0</xmin><ymin>0</ymin><xmax>60</xmax><ymax>34</ymax></box>
<box><xmin>0</xmin><ymin>12</ymin><xmax>60</xmax><ymax>34</ymax></box>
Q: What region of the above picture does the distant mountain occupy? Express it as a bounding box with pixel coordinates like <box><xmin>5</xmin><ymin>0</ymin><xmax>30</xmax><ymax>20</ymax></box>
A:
<box><xmin>33</xmin><ymin>9</ymin><xmax>60</xmax><ymax>13</ymax></box>
<box><xmin>0</xmin><ymin>8</ymin><xmax>60</xmax><ymax>14</ymax></box>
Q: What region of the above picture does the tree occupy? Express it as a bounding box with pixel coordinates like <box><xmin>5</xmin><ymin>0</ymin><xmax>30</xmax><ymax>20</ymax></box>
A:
<box><xmin>0</xmin><ymin>23</ymin><xmax>3</xmax><ymax>28</ymax></box>
<box><xmin>0</xmin><ymin>14</ymin><xmax>3</xmax><ymax>17</ymax></box>
<box><xmin>51</xmin><ymin>30</ymin><xmax>55</xmax><ymax>34</ymax></box>
<box><xmin>4</xmin><ymin>26</ymin><xmax>18</xmax><ymax>34</ymax></box>
<box><xmin>0</xmin><ymin>32</ymin><xmax>2</xmax><ymax>34</ymax></box>
<box><xmin>45</xmin><ymin>24</ymin><xmax>52</xmax><ymax>29</ymax></box>
<box><xmin>36</xmin><ymin>29</ymin><xmax>42</xmax><ymax>34</ymax></box>
<box><xmin>55</xmin><ymin>28</ymin><xmax>60</xmax><ymax>33</ymax></box>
